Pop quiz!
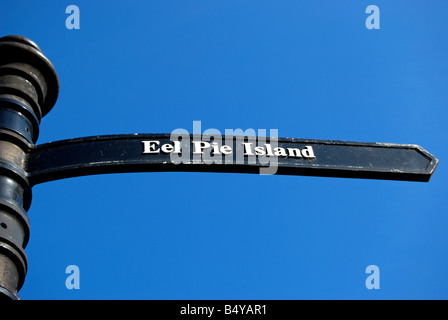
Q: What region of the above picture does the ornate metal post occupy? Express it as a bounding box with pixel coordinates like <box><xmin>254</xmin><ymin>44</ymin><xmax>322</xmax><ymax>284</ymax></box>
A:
<box><xmin>0</xmin><ymin>35</ymin><xmax>59</xmax><ymax>299</ymax></box>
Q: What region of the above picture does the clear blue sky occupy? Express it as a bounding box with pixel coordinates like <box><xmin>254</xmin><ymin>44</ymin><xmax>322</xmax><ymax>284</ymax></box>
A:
<box><xmin>1</xmin><ymin>0</ymin><xmax>447</xmax><ymax>299</ymax></box>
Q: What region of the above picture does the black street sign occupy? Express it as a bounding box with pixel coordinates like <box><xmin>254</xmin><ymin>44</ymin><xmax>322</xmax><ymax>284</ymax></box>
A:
<box><xmin>0</xmin><ymin>35</ymin><xmax>439</xmax><ymax>299</ymax></box>
<box><xmin>27</xmin><ymin>134</ymin><xmax>438</xmax><ymax>185</ymax></box>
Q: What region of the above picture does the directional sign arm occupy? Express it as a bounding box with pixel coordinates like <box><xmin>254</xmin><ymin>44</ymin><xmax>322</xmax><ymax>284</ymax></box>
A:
<box><xmin>25</xmin><ymin>134</ymin><xmax>438</xmax><ymax>185</ymax></box>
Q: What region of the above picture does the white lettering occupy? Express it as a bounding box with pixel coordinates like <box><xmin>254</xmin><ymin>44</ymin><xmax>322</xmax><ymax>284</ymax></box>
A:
<box><xmin>142</xmin><ymin>141</ymin><xmax>160</xmax><ymax>154</ymax></box>
<box><xmin>265</xmin><ymin>143</ymin><xmax>274</xmax><ymax>157</ymax></box>
<box><xmin>180</xmin><ymin>304</ymin><xmax>214</xmax><ymax>317</ymax></box>
<box><xmin>210</xmin><ymin>142</ymin><xmax>221</xmax><ymax>155</ymax></box>
<box><xmin>143</xmin><ymin>140</ymin><xmax>317</xmax><ymax>162</ymax></box>
<box><xmin>193</xmin><ymin>141</ymin><xmax>210</xmax><ymax>155</ymax></box>
<box><xmin>172</xmin><ymin>141</ymin><xmax>181</xmax><ymax>154</ymax></box>
<box><xmin>220</xmin><ymin>144</ymin><xmax>232</xmax><ymax>155</ymax></box>
<box><xmin>242</xmin><ymin>142</ymin><xmax>254</xmax><ymax>156</ymax></box>
<box><xmin>302</xmin><ymin>146</ymin><xmax>316</xmax><ymax>158</ymax></box>
<box><xmin>254</xmin><ymin>146</ymin><xmax>266</xmax><ymax>156</ymax></box>
<box><xmin>161</xmin><ymin>143</ymin><xmax>173</xmax><ymax>153</ymax></box>
<box><xmin>274</xmin><ymin>147</ymin><xmax>287</xmax><ymax>157</ymax></box>
<box><xmin>287</xmin><ymin>148</ymin><xmax>302</xmax><ymax>158</ymax></box>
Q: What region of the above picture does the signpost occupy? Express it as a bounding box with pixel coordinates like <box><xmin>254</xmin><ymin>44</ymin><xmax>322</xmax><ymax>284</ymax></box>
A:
<box><xmin>0</xmin><ymin>36</ymin><xmax>438</xmax><ymax>299</ymax></box>
<box><xmin>27</xmin><ymin>134</ymin><xmax>437</xmax><ymax>185</ymax></box>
